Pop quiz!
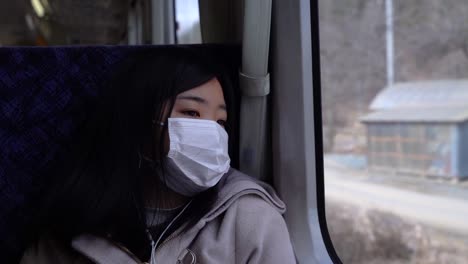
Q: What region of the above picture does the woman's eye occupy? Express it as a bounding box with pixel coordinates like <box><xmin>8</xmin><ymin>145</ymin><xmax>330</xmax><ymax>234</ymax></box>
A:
<box><xmin>217</xmin><ymin>120</ymin><xmax>227</xmax><ymax>127</ymax></box>
<box><xmin>182</xmin><ymin>110</ymin><xmax>200</xmax><ymax>117</ymax></box>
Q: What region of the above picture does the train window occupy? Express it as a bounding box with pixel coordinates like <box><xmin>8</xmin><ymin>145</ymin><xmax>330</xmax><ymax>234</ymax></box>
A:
<box><xmin>320</xmin><ymin>0</ymin><xmax>468</xmax><ymax>263</ymax></box>
<box><xmin>1</xmin><ymin>1</ymin><xmax>180</xmax><ymax>46</ymax></box>
<box><xmin>4</xmin><ymin>1</ymin><xmax>130</xmax><ymax>45</ymax></box>
<box><xmin>175</xmin><ymin>0</ymin><xmax>201</xmax><ymax>44</ymax></box>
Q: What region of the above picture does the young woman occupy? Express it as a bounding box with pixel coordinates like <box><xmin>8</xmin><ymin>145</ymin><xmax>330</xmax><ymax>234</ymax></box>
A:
<box><xmin>20</xmin><ymin>47</ymin><xmax>296</xmax><ymax>264</ymax></box>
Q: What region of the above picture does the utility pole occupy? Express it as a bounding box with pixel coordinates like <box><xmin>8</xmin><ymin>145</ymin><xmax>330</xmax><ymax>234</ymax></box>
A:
<box><xmin>386</xmin><ymin>0</ymin><xmax>394</xmax><ymax>87</ymax></box>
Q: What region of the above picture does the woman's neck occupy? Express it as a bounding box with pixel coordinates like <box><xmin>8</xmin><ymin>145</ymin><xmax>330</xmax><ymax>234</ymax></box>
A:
<box><xmin>143</xmin><ymin>176</ymin><xmax>189</xmax><ymax>209</ymax></box>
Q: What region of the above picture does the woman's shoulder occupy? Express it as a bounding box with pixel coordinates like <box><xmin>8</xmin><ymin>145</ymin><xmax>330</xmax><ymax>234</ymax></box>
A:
<box><xmin>21</xmin><ymin>234</ymin><xmax>142</xmax><ymax>264</ymax></box>
<box><xmin>212</xmin><ymin>168</ymin><xmax>287</xmax><ymax>215</ymax></box>
<box><xmin>194</xmin><ymin>169</ymin><xmax>296</xmax><ymax>263</ymax></box>
<box><xmin>20</xmin><ymin>235</ymin><xmax>93</xmax><ymax>264</ymax></box>
<box><xmin>228</xmin><ymin>189</ymin><xmax>288</xmax><ymax>241</ymax></box>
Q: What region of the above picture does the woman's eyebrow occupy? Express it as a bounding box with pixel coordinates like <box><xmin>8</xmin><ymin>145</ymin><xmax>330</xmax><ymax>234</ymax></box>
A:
<box><xmin>177</xmin><ymin>95</ymin><xmax>226</xmax><ymax>111</ymax></box>
<box><xmin>177</xmin><ymin>95</ymin><xmax>207</xmax><ymax>105</ymax></box>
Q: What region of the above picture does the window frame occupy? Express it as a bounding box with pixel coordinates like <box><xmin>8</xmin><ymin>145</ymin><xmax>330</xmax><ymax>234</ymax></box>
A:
<box><xmin>270</xmin><ymin>0</ymin><xmax>341</xmax><ymax>263</ymax></box>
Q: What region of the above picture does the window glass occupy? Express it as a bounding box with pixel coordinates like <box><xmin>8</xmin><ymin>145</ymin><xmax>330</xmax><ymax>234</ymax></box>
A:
<box><xmin>1</xmin><ymin>0</ymin><xmax>194</xmax><ymax>46</ymax></box>
<box><xmin>175</xmin><ymin>0</ymin><xmax>201</xmax><ymax>44</ymax></box>
<box><xmin>320</xmin><ymin>1</ymin><xmax>468</xmax><ymax>263</ymax></box>
<box><xmin>1</xmin><ymin>0</ymin><xmax>130</xmax><ymax>46</ymax></box>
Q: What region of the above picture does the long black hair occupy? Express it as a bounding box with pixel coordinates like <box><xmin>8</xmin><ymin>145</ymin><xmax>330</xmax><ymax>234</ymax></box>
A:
<box><xmin>29</xmin><ymin>46</ymin><xmax>235</xmax><ymax>260</ymax></box>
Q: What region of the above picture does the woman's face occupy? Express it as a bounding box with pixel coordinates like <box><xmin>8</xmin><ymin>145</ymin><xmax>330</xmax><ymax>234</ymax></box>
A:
<box><xmin>156</xmin><ymin>77</ymin><xmax>227</xmax><ymax>156</ymax></box>
<box><xmin>146</xmin><ymin>78</ymin><xmax>227</xmax><ymax>160</ymax></box>
<box><xmin>170</xmin><ymin>77</ymin><xmax>227</xmax><ymax>126</ymax></box>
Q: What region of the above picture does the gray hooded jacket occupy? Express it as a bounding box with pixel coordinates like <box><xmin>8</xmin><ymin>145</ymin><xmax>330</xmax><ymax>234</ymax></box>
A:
<box><xmin>21</xmin><ymin>169</ymin><xmax>296</xmax><ymax>264</ymax></box>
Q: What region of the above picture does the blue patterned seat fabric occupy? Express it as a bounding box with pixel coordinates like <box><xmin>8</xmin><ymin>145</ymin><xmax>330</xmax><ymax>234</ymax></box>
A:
<box><xmin>0</xmin><ymin>46</ymin><xmax>127</xmax><ymax>261</ymax></box>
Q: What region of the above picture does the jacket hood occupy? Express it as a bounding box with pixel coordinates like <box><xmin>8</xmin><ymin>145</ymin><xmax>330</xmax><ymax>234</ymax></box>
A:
<box><xmin>204</xmin><ymin>168</ymin><xmax>286</xmax><ymax>222</ymax></box>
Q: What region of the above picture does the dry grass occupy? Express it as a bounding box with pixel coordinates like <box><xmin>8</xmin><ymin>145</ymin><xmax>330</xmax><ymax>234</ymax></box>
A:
<box><xmin>326</xmin><ymin>200</ymin><xmax>468</xmax><ymax>264</ymax></box>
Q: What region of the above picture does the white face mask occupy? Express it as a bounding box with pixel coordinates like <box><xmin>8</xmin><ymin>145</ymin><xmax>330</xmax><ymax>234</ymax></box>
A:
<box><xmin>162</xmin><ymin>118</ymin><xmax>231</xmax><ymax>196</ymax></box>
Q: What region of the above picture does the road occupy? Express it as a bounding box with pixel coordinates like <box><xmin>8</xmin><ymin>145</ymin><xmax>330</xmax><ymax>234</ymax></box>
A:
<box><xmin>324</xmin><ymin>162</ymin><xmax>468</xmax><ymax>235</ymax></box>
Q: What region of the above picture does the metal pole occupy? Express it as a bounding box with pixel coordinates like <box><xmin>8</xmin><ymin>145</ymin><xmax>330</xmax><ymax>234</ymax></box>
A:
<box><xmin>386</xmin><ymin>0</ymin><xmax>394</xmax><ymax>87</ymax></box>
<box><xmin>239</xmin><ymin>0</ymin><xmax>272</xmax><ymax>180</ymax></box>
